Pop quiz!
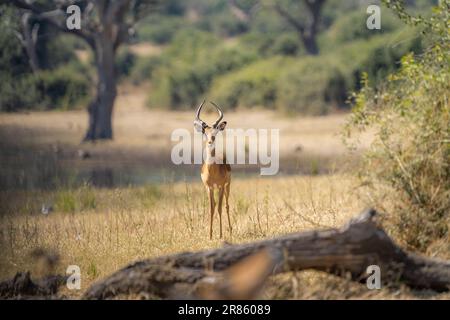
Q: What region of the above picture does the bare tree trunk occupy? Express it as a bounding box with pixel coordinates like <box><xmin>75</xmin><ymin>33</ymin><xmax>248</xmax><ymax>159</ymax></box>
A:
<box><xmin>301</xmin><ymin>0</ymin><xmax>323</xmax><ymax>56</ymax></box>
<box><xmin>301</xmin><ymin>33</ymin><xmax>319</xmax><ymax>55</ymax></box>
<box><xmin>84</xmin><ymin>35</ymin><xmax>117</xmax><ymax>141</ymax></box>
<box><xmin>21</xmin><ymin>13</ymin><xmax>40</xmax><ymax>72</ymax></box>
<box><xmin>272</xmin><ymin>0</ymin><xmax>325</xmax><ymax>56</ymax></box>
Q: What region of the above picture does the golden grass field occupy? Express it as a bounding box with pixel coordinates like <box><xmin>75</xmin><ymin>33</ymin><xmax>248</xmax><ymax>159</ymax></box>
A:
<box><xmin>0</xmin><ymin>85</ymin><xmax>448</xmax><ymax>299</ymax></box>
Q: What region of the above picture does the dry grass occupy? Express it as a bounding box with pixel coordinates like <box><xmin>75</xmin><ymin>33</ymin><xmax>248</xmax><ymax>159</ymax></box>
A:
<box><xmin>0</xmin><ymin>174</ymin><xmax>360</xmax><ymax>298</ymax></box>
<box><xmin>0</xmin><ymin>86</ymin><xmax>447</xmax><ymax>300</ymax></box>
<box><xmin>1</xmin><ymin>175</ymin><xmax>449</xmax><ymax>300</ymax></box>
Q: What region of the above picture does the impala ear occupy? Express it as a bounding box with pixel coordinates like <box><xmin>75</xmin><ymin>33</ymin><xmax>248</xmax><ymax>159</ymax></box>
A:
<box><xmin>194</xmin><ymin>120</ymin><xmax>207</xmax><ymax>133</ymax></box>
<box><xmin>217</xmin><ymin>121</ymin><xmax>227</xmax><ymax>131</ymax></box>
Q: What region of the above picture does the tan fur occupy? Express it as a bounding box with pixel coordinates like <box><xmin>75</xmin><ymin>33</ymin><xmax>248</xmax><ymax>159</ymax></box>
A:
<box><xmin>201</xmin><ymin>128</ymin><xmax>232</xmax><ymax>239</ymax></box>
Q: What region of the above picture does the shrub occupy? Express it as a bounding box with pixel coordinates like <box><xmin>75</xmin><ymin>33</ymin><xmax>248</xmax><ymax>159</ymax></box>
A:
<box><xmin>116</xmin><ymin>49</ymin><xmax>137</xmax><ymax>79</ymax></box>
<box><xmin>207</xmin><ymin>57</ymin><xmax>289</xmax><ymax>109</ymax></box>
<box><xmin>0</xmin><ymin>74</ymin><xmax>39</xmax><ymax>111</ymax></box>
<box><xmin>343</xmin><ymin>1</ymin><xmax>450</xmax><ymax>252</ymax></box>
<box><xmin>148</xmin><ymin>30</ymin><xmax>257</xmax><ymax>109</ymax></box>
<box><xmin>270</xmin><ymin>33</ymin><xmax>301</xmax><ymax>56</ymax></box>
<box><xmin>33</xmin><ymin>64</ymin><xmax>91</xmax><ymax>110</ymax></box>
<box><xmin>237</xmin><ymin>32</ymin><xmax>278</xmax><ymax>57</ymax></box>
<box><xmin>1</xmin><ymin>61</ymin><xmax>90</xmax><ymax>112</ymax></box>
<box><xmin>276</xmin><ymin>57</ymin><xmax>347</xmax><ymax>115</ymax></box>
<box><xmin>0</xmin><ymin>5</ymin><xmax>91</xmax><ymax>111</ymax></box>
<box><xmin>130</xmin><ymin>55</ymin><xmax>162</xmax><ymax>84</ymax></box>
<box><xmin>38</xmin><ymin>33</ymin><xmax>78</xmax><ymax>70</ymax></box>
<box><xmin>163</xmin><ymin>29</ymin><xmax>219</xmax><ymax>62</ymax></box>
<box><xmin>322</xmin><ymin>9</ymin><xmax>402</xmax><ymax>47</ymax></box>
<box><xmin>332</xmin><ymin>28</ymin><xmax>423</xmax><ymax>91</ymax></box>
<box><xmin>204</xmin><ymin>12</ymin><xmax>249</xmax><ymax>37</ymax></box>
<box><xmin>136</xmin><ymin>16</ymin><xmax>184</xmax><ymax>44</ymax></box>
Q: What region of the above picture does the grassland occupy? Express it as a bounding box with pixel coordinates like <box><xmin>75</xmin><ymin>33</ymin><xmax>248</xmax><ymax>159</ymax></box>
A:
<box><xmin>0</xmin><ymin>86</ymin><xmax>448</xmax><ymax>300</ymax></box>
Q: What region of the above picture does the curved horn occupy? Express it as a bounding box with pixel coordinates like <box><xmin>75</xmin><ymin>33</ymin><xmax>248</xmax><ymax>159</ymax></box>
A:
<box><xmin>194</xmin><ymin>100</ymin><xmax>207</xmax><ymax>129</ymax></box>
<box><xmin>210</xmin><ymin>101</ymin><xmax>223</xmax><ymax>128</ymax></box>
<box><xmin>196</xmin><ymin>100</ymin><xmax>206</xmax><ymax>121</ymax></box>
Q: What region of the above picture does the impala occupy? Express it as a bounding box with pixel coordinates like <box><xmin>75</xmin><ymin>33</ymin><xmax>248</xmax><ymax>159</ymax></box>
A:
<box><xmin>194</xmin><ymin>100</ymin><xmax>232</xmax><ymax>239</ymax></box>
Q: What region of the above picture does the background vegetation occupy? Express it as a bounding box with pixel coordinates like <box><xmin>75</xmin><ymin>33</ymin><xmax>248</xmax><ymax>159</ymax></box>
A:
<box><xmin>0</xmin><ymin>0</ymin><xmax>448</xmax><ymax>300</ymax></box>
<box><xmin>0</xmin><ymin>0</ymin><xmax>435</xmax><ymax>114</ymax></box>
<box><xmin>344</xmin><ymin>0</ymin><xmax>449</xmax><ymax>252</ymax></box>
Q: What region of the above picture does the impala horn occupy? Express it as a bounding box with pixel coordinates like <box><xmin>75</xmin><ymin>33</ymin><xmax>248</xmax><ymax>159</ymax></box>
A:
<box><xmin>194</xmin><ymin>100</ymin><xmax>208</xmax><ymax>130</ymax></box>
<box><xmin>210</xmin><ymin>101</ymin><xmax>223</xmax><ymax>128</ymax></box>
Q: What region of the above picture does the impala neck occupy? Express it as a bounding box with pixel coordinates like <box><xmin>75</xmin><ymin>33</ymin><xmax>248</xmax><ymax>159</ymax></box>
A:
<box><xmin>205</xmin><ymin>145</ymin><xmax>216</xmax><ymax>164</ymax></box>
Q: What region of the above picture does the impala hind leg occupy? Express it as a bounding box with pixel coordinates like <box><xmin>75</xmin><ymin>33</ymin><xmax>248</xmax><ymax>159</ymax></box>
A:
<box><xmin>218</xmin><ymin>187</ymin><xmax>224</xmax><ymax>238</ymax></box>
<box><xmin>208</xmin><ymin>187</ymin><xmax>215</xmax><ymax>239</ymax></box>
<box><xmin>225</xmin><ymin>182</ymin><xmax>232</xmax><ymax>235</ymax></box>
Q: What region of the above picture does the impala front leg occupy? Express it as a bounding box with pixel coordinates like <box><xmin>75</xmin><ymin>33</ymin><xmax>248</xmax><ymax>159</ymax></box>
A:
<box><xmin>218</xmin><ymin>187</ymin><xmax>224</xmax><ymax>238</ymax></box>
<box><xmin>225</xmin><ymin>182</ymin><xmax>232</xmax><ymax>235</ymax></box>
<box><xmin>208</xmin><ymin>187</ymin><xmax>215</xmax><ymax>239</ymax></box>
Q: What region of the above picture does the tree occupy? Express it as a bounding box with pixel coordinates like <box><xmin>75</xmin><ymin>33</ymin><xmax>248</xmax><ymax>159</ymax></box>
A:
<box><xmin>270</xmin><ymin>0</ymin><xmax>326</xmax><ymax>55</ymax></box>
<box><xmin>9</xmin><ymin>0</ymin><xmax>158</xmax><ymax>140</ymax></box>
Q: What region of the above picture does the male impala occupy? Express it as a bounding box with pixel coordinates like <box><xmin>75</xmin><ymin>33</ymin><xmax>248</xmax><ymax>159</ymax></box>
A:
<box><xmin>194</xmin><ymin>100</ymin><xmax>232</xmax><ymax>239</ymax></box>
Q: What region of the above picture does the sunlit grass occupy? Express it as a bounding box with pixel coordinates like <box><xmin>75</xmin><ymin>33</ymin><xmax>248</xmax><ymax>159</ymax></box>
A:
<box><xmin>0</xmin><ymin>174</ymin><xmax>365</xmax><ymax>297</ymax></box>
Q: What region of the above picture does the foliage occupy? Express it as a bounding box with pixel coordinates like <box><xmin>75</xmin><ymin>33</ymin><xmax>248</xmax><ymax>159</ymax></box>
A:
<box><xmin>208</xmin><ymin>28</ymin><xmax>421</xmax><ymax>114</ymax></box>
<box><xmin>344</xmin><ymin>0</ymin><xmax>450</xmax><ymax>251</ymax></box>
<box><xmin>148</xmin><ymin>29</ymin><xmax>257</xmax><ymax>109</ymax></box>
<box><xmin>0</xmin><ymin>4</ymin><xmax>90</xmax><ymax>111</ymax></box>
<box><xmin>276</xmin><ymin>57</ymin><xmax>347</xmax><ymax>115</ymax></box>
<box><xmin>130</xmin><ymin>55</ymin><xmax>162</xmax><ymax>84</ymax></box>
<box><xmin>199</xmin><ymin>11</ymin><xmax>249</xmax><ymax>37</ymax></box>
<box><xmin>270</xmin><ymin>33</ymin><xmax>302</xmax><ymax>56</ymax></box>
<box><xmin>32</xmin><ymin>64</ymin><xmax>91</xmax><ymax>110</ymax></box>
<box><xmin>333</xmin><ymin>28</ymin><xmax>423</xmax><ymax>91</ymax></box>
<box><xmin>116</xmin><ymin>49</ymin><xmax>137</xmax><ymax>79</ymax></box>
<box><xmin>136</xmin><ymin>15</ymin><xmax>184</xmax><ymax>44</ymax></box>
<box><xmin>322</xmin><ymin>9</ymin><xmax>402</xmax><ymax>46</ymax></box>
<box><xmin>207</xmin><ymin>57</ymin><xmax>289</xmax><ymax>109</ymax></box>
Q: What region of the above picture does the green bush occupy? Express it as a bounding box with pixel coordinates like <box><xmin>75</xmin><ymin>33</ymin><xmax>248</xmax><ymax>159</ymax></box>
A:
<box><xmin>116</xmin><ymin>49</ymin><xmax>137</xmax><ymax>79</ymax></box>
<box><xmin>148</xmin><ymin>30</ymin><xmax>257</xmax><ymax>109</ymax></box>
<box><xmin>33</xmin><ymin>64</ymin><xmax>91</xmax><ymax>110</ymax></box>
<box><xmin>130</xmin><ymin>55</ymin><xmax>162</xmax><ymax>84</ymax></box>
<box><xmin>202</xmin><ymin>12</ymin><xmax>249</xmax><ymax>37</ymax></box>
<box><xmin>270</xmin><ymin>33</ymin><xmax>301</xmax><ymax>56</ymax></box>
<box><xmin>359</xmin><ymin>33</ymin><xmax>422</xmax><ymax>84</ymax></box>
<box><xmin>136</xmin><ymin>16</ymin><xmax>184</xmax><ymax>44</ymax></box>
<box><xmin>343</xmin><ymin>1</ymin><xmax>450</xmax><ymax>252</ymax></box>
<box><xmin>208</xmin><ymin>57</ymin><xmax>290</xmax><ymax>109</ymax></box>
<box><xmin>0</xmin><ymin>4</ymin><xmax>90</xmax><ymax>111</ymax></box>
<box><xmin>0</xmin><ymin>74</ymin><xmax>39</xmax><ymax>111</ymax></box>
<box><xmin>237</xmin><ymin>32</ymin><xmax>277</xmax><ymax>57</ymax></box>
<box><xmin>276</xmin><ymin>57</ymin><xmax>347</xmax><ymax>115</ymax></box>
<box><xmin>332</xmin><ymin>28</ymin><xmax>423</xmax><ymax>90</ymax></box>
<box><xmin>322</xmin><ymin>9</ymin><xmax>402</xmax><ymax>47</ymax></box>
<box><xmin>38</xmin><ymin>33</ymin><xmax>78</xmax><ymax>70</ymax></box>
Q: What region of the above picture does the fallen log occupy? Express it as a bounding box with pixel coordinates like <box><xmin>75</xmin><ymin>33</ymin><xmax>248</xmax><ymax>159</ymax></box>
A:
<box><xmin>84</xmin><ymin>209</ymin><xmax>450</xmax><ymax>299</ymax></box>
<box><xmin>0</xmin><ymin>272</ymin><xmax>67</xmax><ymax>299</ymax></box>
